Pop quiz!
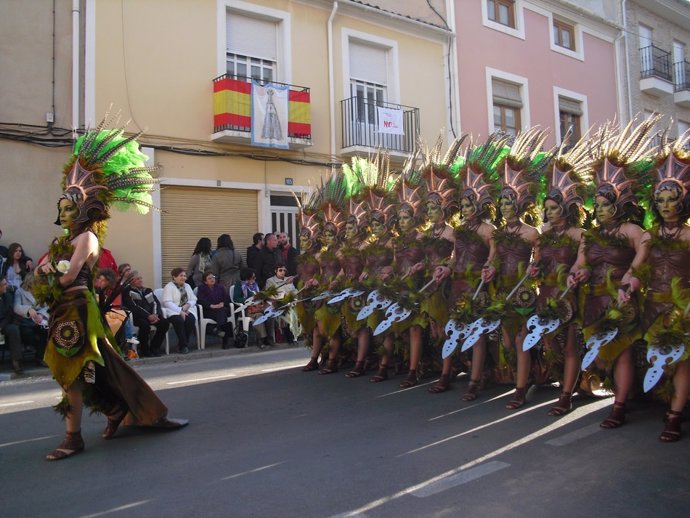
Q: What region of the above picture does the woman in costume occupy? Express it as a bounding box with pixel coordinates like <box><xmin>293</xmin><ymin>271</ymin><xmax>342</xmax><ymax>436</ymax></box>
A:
<box><xmin>430</xmin><ymin>135</ymin><xmax>504</xmax><ymax>398</ymax></box>
<box><xmin>568</xmin><ymin>118</ymin><xmax>656</xmax><ymax>428</ymax></box>
<box><xmin>528</xmin><ymin>136</ymin><xmax>592</xmax><ymax>415</ymax></box>
<box><xmin>486</xmin><ymin>128</ymin><xmax>548</xmax><ymax>409</ymax></box>
<box><xmin>35</xmin><ymin>123</ymin><xmax>186</xmax><ymax>461</ymax></box>
<box><xmin>639</xmin><ymin>131</ymin><xmax>690</xmax><ymax>441</ymax></box>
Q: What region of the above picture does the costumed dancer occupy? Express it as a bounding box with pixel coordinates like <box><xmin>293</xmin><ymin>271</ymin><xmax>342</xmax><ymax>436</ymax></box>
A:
<box><xmin>527</xmin><ymin>134</ymin><xmax>593</xmax><ymax>416</ymax></box>
<box><xmin>568</xmin><ymin>118</ymin><xmax>657</xmax><ymax>428</ymax></box>
<box><xmin>369</xmin><ymin>160</ymin><xmax>427</xmax><ymax>384</ymax></box>
<box><xmin>638</xmin><ymin>130</ymin><xmax>690</xmax><ymax>441</ymax></box>
<box><xmin>34</xmin><ymin>120</ymin><xmax>187</xmax><ymax>461</ymax></box>
<box><xmin>430</xmin><ymin>134</ymin><xmax>505</xmax><ymax>398</ymax></box>
<box><xmin>485</xmin><ymin>128</ymin><xmax>549</xmax><ymax>409</ymax></box>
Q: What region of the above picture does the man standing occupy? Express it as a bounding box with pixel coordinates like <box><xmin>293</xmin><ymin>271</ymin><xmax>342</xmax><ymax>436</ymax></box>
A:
<box><xmin>246</xmin><ymin>233</ymin><xmax>264</xmax><ymax>272</ymax></box>
<box><xmin>255</xmin><ymin>233</ymin><xmax>283</xmax><ymax>288</ymax></box>
<box><xmin>122</xmin><ymin>271</ymin><xmax>170</xmax><ymax>357</ymax></box>
<box><xmin>0</xmin><ymin>275</ymin><xmax>23</xmax><ymax>374</ymax></box>
<box><xmin>277</xmin><ymin>232</ymin><xmax>299</xmax><ymax>276</ymax></box>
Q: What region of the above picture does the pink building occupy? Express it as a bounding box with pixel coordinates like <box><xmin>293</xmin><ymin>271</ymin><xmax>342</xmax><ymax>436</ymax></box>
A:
<box><xmin>453</xmin><ymin>1</ymin><xmax>621</xmax><ymax>146</ymax></box>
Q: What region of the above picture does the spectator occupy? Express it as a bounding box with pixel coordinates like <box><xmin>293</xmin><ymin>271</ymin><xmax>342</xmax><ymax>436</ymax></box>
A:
<box><xmin>161</xmin><ymin>268</ymin><xmax>197</xmax><ymax>354</ymax></box>
<box><xmin>186</xmin><ymin>237</ymin><xmax>212</xmax><ymax>290</ymax></box>
<box><xmin>211</xmin><ymin>234</ymin><xmax>244</xmax><ymax>288</ymax></box>
<box><xmin>255</xmin><ymin>233</ymin><xmax>283</xmax><ymax>288</ymax></box>
<box><xmin>13</xmin><ymin>273</ymin><xmax>49</xmax><ymax>366</ymax></box>
<box><xmin>122</xmin><ymin>271</ymin><xmax>169</xmax><ymax>357</ymax></box>
<box><xmin>277</xmin><ymin>232</ymin><xmax>299</xmax><ymax>276</ymax></box>
<box><xmin>232</xmin><ymin>267</ymin><xmax>274</xmax><ymax>346</ymax></box>
<box><xmin>197</xmin><ymin>271</ymin><xmax>233</xmax><ymax>348</ymax></box>
<box><xmin>246</xmin><ymin>232</ymin><xmax>264</xmax><ymax>271</ymax></box>
<box><xmin>95</xmin><ymin>268</ymin><xmax>139</xmax><ymax>356</ymax></box>
<box><xmin>2</xmin><ymin>242</ymin><xmax>34</xmax><ymax>291</ymax></box>
<box><xmin>0</xmin><ymin>275</ymin><xmax>23</xmax><ymax>374</ymax></box>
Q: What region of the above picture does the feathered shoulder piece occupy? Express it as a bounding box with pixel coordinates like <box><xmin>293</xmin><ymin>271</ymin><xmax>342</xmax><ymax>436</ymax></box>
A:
<box><xmin>58</xmin><ymin>113</ymin><xmax>158</xmax><ymax>238</ymax></box>
<box><xmin>546</xmin><ymin>131</ymin><xmax>594</xmax><ymax>213</ymax></box>
<box><xmin>496</xmin><ymin>127</ymin><xmax>551</xmax><ymax>214</ymax></box>
<box><xmin>591</xmin><ymin>115</ymin><xmax>660</xmax><ymax>216</ymax></box>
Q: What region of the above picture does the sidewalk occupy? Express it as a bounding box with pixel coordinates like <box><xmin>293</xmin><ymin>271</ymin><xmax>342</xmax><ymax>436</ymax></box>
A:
<box><xmin>0</xmin><ymin>334</ymin><xmax>304</xmax><ymax>382</ymax></box>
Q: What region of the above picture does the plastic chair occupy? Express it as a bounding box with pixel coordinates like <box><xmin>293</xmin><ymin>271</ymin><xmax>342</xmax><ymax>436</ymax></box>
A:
<box><xmin>155</xmin><ymin>287</ymin><xmax>201</xmax><ymax>354</ymax></box>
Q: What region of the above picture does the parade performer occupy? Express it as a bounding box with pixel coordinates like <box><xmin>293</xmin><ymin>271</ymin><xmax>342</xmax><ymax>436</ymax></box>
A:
<box><xmin>429</xmin><ymin>135</ymin><xmax>505</xmax><ymax>398</ymax></box>
<box><xmin>485</xmin><ymin>128</ymin><xmax>549</xmax><ymax>409</ymax></box>
<box><xmin>638</xmin><ymin>130</ymin><xmax>690</xmax><ymax>441</ymax></box>
<box><xmin>527</xmin><ymin>135</ymin><xmax>592</xmax><ymax>415</ymax></box>
<box><xmin>568</xmin><ymin>118</ymin><xmax>657</xmax><ymax>428</ymax></box>
<box><xmin>34</xmin><ymin>120</ymin><xmax>187</xmax><ymax>461</ymax></box>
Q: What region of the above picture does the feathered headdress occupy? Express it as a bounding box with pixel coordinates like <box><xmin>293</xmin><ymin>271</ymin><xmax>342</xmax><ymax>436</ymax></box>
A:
<box><xmin>319</xmin><ymin>171</ymin><xmax>348</xmax><ymax>237</ymax></box>
<box><xmin>546</xmin><ymin>130</ymin><xmax>594</xmax><ymax>216</ymax></box>
<box><xmin>57</xmin><ymin>115</ymin><xmax>158</xmax><ymax>239</ymax></box>
<box><xmin>420</xmin><ymin>135</ymin><xmax>466</xmax><ymax>216</ymax></box>
<box><xmin>295</xmin><ymin>187</ymin><xmax>321</xmax><ymax>245</ymax></box>
<box><xmin>496</xmin><ymin>127</ymin><xmax>551</xmax><ymax>216</ymax></box>
<box><xmin>590</xmin><ymin>115</ymin><xmax>660</xmax><ymax>220</ymax></box>
<box><xmin>653</xmin><ymin>130</ymin><xmax>690</xmax><ymax>197</ymax></box>
<box><xmin>455</xmin><ymin>132</ymin><xmax>508</xmax><ymax>218</ymax></box>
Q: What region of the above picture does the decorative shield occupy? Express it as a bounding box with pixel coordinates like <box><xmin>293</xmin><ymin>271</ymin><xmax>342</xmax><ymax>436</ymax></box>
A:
<box><xmin>581</xmin><ymin>328</ymin><xmax>618</xmax><ymax>369</ymax></box>
<box><xmin>442</xmin><ymin>319</ymin><xmax>470</xmax><ymax>359</ymax></box>
<box><xmin>356</xmin><ymin>290</ymin><xmax>393</xmax><ymax>321</ymax></box>
<box><xmin>522</xmin><ymin>314</ymin><xmax>560</xmax><ymax>351</ymax></box>
<box><xmin>373</xmin><ymin>303</ymin><xmax>413</xmax><ymax>336</ymax></box>
<box><xmin>643</xmin><ymin>343</ymin><xmax>686</xmax><ymax>392</ymax></box>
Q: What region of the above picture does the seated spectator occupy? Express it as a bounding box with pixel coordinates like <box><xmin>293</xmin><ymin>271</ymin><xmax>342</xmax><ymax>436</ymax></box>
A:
<box><xmin>95</xmin><ymin>268</ymin><xmax>139</xmax><ymax>357</ymax></box>
<box><xmin>186</xmin><ymin>237</ymin><xmax>213</xmax><ymax>290</ymax></box>
<box><xmin>196</xmin><ymin>271</ymin><xmax>233</xmax><ymax>348</ymax></box>
<box><xmin>2</xmin><ymin>243</ymin><xmax>34</xmax><ymax>291</ymax></box>
<box><xmin>161</xmin><ymin>268</ymin><xmax>197</xmax><ymax>354</ymax></box>
<box><xmin>0</xmin><ymin>275</ymin><xmax>23</xmax><ymax>374</ymax></box>
<box><xmin>122</xmin><ymin>271</ymin><xmax>170</xmax><ymax>357</ymax></box>
<box><xmin>13</xmin><ymin>274</ymin><xmax>49</xmax><ymax>366</ymax></box>
<box><xmin>246</xmin><ymin>232</ymin><xmax>264</xmax><ymax>272</ymax></box>
<box><xmin>264</xmin><ymin>265</ymin><xmax>298</xmax><ymax>343</ymax></box>
<box><xmin>212</xmin><ymin>234</ymin><xmax>244</xmax><ymax>288</ymax></box>
<box><xmin>233</xmin><ymin>267</ymin><xmax>274</xmax><ymax>346</ymax></box>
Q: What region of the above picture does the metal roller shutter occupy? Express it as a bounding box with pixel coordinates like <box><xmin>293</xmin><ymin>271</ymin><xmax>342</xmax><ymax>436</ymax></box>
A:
<box><xmin>160</xmin><ymin>186</ymin><xmax>258</xmax><ymax>286</ymax></box>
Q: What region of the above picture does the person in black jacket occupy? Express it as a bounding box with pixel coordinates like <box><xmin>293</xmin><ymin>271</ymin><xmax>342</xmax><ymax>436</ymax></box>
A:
<box><xmin>122</xmin><ymin>271</ymin><xmax>170</xmax><ymax>357</ymax></box>
<box><xmin>255</xmin><ymin>233</ymin><xmax>284</xmax><ymax>288</ymax></box>
<box><xmin>246</xmin><ymin>232</ymin><xmax>264</xmax><ymax>272</ymax></box>
<box><xmin>277</xmin><ymin>232</ymin><xmax>299</xmax><ymax>276</ymax></box>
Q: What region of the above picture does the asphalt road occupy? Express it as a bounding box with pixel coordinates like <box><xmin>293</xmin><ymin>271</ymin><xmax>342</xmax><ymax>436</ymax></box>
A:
<box><xmin>1</xmin><ymin>346</ymin><xmax>688</xmax><ymax>518</ymax></box>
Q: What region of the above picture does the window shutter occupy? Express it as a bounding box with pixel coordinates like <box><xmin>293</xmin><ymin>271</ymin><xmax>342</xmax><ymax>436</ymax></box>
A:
<box><xmin>227</xmin><ymin>13</ymin><xmax>277</xmax><ymax>60</ymax></box>
<box><xmin>350</xmin><ymin>41</ymin><xmax>387</xmax><ymax>85</ymax></box>
<box><xmin>559</xmin><ymin>97</ymin><xmax>582</xmax><ymax>116</ymax></box>
<box><xmin>492</xmin><ymin>79</ymin><xmax>522</xmax><ymax>108</ymax></box>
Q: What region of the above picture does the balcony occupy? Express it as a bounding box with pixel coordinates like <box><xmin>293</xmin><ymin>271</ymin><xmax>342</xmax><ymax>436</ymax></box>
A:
<box><xmin>639</xmin><ymin>45</ymin><xmax>674</xmax><ymax>97</ymax></box>
<box><xmin>340</xmin><ymin>97</ymin><xmax>419</xmax><ymax>158</ymax></box>
<box><xmin>674</xmin><ymin>60</ymin><xmax>690</xmax><ymax>108</ymax></box>
<box><xmin>212</xmin><ymin>74</ymin><xmax>312</xmax><ymax>148</ymax></box>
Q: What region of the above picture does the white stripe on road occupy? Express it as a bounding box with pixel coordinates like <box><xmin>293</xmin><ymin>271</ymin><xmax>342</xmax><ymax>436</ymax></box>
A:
<box><xmin>428</xmin><ymin>389</ymin><xmax>515</xmax><ymax>421</ymax></box>
<box><xmin>411</xmin><ymin>461</ymin><xmax>510</xmax><ymax>497</ymax></box>
<box><xmin>545</xmin><ymin>423</ymin><xmax>602</xmax><ymax>446</ymax></box>
<box><xmin>221</xmin><ymin>461</ymin><xmax>286</xmax><ymax>481</ymax></box>
<box><xmin>77</xmin><ymin>501</ymin><xmax>151</xmax><ymax>518</ymax></box>
<box><xmin>261</xmin><ymin>362</ymin><xmax>307</xmax><ymax>373</ymax></box>
<box><xmin>0</xmin><ymin>400</ymin><xmax>34</xmax><ymax>408</ymax></box>
<box><xmin>166</xmin><ymin>374</ymin><xmax>236</xmax><ymax>385</ymax></box>
<box><xmin>0</xmin><ymin>435</ymin><xmax>56</xmax><ymax>448</ymax></box>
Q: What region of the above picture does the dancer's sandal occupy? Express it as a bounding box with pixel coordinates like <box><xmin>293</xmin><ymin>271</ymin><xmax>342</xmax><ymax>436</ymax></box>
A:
<box><xmin>318</xmin><ymin>359</ymin><xmax>338</xmax><ymax>375</ymax></box>
<box><xmin>369</xmin><ymin>365</ymin><xmax>388</xmax><ymax>383</ymax></box>
<box><xmin>660</xmin><ymin>410</ymin><xmax>682</xmax><ymax>442</ymax></box>
<box><xmin>462</xmin><ymin>379</ymin><xmax>481</xmax><ymax>401</ymax></box>
<box><xmin>46</xmin><ymin>431</ymin><xmax>84</xmax><ymax>461</ymax></box>
<box><xmin>102</xmin><ymin>407</ymin><xmax>128</xmax><ymax>440</ymax></box>
<box><xmin>505</xmin><ymin>387</ymin><xmax>527</xmax><ymax>410</ymax></box>
<box><xmin>547</xmin><ymin>392</ymin><xmax>573</xmax><ymax>416</ymax></box>
<box><xmin>428</xmin><ymin>374</ymin><xmax>451</xmax><ymax>393</ymax></box>
<box><xmin>302</xmin><ymin>357</ymin><xmax>319</xmax><ymax>372</ymax></box>
<box><xmin>399</xmin><ymin>369</ymin><xmax>418</xmax><ymax>389</ymax></box>
<box><xmin>346</xmin><ymin>361</ymin><xmax>365</xmax><ymax>378</ymax></box>
<box><xmin>600</xmin><ymin>401</ymin><xmax>626</xmax><ymax>429</ymax></box>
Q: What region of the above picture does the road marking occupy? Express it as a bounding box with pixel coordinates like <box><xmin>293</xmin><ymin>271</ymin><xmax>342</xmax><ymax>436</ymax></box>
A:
<box><xmin>0</xmin><ymin>400</ymin><xmax>34</xmax><ymax>408</ymax></box>
<box><xmin>375</xmin><ymin>380</ymin><xmax>438</xmax><ymax>398</ymax></box>
<box><xmin>428</xmin><ymin>389</ymin><xmax>515</xmax><ymax>421</ymax></box>
<box><xmin>166</xmin><ymin>374</ymin><xmax>236</xmax><ymax>385</ymax></box>
<box><xmin>411</xmin><ymin>461</ymin><xmax>510</xmax><ymax>497</ymax></box>
<box><xmin>77</xmin><ymin>501</ymin><xmax>151</xmax><ymax>518</ymax></box>
<box><xmin>221</xmin><ymin>461</ymin><xmax>286</xmax><ymax>481</ymax></box>
<box><xmin>261</xmin><ymin>362</ymin><xmax>306</xmax><ymax>373</ymax></box>
<box><xmin>0</xmin><ymin>435</ymin><xmax>56</xmax><ymax>448</ymax></box>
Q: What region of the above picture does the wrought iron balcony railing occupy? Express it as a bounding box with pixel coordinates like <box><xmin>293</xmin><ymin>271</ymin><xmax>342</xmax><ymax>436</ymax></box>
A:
<box><xmin>212</xmin><ymin>74</ymin><xmax>311</xmax><ymax>141</ymax></box>
<box><xmin>640</xmin><ymin>45</ymin><xmax>672</xmax><ymax>82</ymax></box>
<box><xmin>340</xmin><ymin>97</ymin><xmax>419</xmax><ymax>154</ymax></box>
<box><xmin>674</xmin><ymin>60</ymin><xmax>690</xmax><ymax>92</ymax></box>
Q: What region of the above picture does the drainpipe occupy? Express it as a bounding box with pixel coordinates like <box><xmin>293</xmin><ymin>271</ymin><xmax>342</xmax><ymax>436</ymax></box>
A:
<box><xmin>328</xmin><ymin>1</ymin><xmax>338</xmax><ymax>160</ymax></box>
<box><xmin>72</xmin><ymin>0</ymin><xmax>80</xmax><ymax>131</ymax></box>
<box><xmin>621</xmin><ymin>0</ymin><xmax>633</xmax><ymax>121</ymax></box>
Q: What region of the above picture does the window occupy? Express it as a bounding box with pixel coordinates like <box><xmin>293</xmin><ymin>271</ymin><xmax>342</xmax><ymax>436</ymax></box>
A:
<box><xmin>351</xmin><ymin>80</ymin><xmax>385</xmax><ymax>125</ymax></box>
<box><xmin>553</xmin><ymin>19</ymin><xmax>575</xmax><ymax>51</ymax></box>
<box><xmin>349</xmin><ymin>41</ymin><xmax>388</xmax><ymax>125</ymax></box>
<box><xmin>226</xmin><ymin>13</ymin><xmax>277</xmax><ymax>82</ymax></box>
<box><xmin>492</xmin><ymin>79</ymin><xmax>522</xmax><ymax>136</ymax></box>
<box><xmin>558</xmin><ymin>97</ymin><xmax>582</xmax><ymax>145</ymax></box>
<box><xmin>487</xmin><ymin>0</ymin><xmax>516</xmax><ymax>28</ymax></box>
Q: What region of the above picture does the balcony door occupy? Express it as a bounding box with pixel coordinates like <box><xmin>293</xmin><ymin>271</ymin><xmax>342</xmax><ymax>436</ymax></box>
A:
<box><xmin>639</xmin><ymin>24</ymin><xmax>653</xmax><ymax>75</ymax></box>
<box><xmin>674</xmin><ymin>41</ymin><xmax>686</xmax><ymax>87</ymax></box>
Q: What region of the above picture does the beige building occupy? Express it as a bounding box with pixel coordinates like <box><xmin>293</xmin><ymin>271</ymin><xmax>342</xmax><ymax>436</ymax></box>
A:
<box><xmin>0</xmin><ymin>0</ymin><xmax>453</xmax><ymax>286</ymax></box>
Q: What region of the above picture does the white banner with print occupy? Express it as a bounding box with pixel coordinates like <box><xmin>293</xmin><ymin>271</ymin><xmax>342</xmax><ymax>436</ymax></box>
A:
<box><xmin>251</xmin><ymin>81</ymin><xmax>289</xmax><ymax>149</ymax></box>
<box><xmin>376</xmin><ymin>106</ymin><xmax>404</xmax><ymax>135</ymax></box>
